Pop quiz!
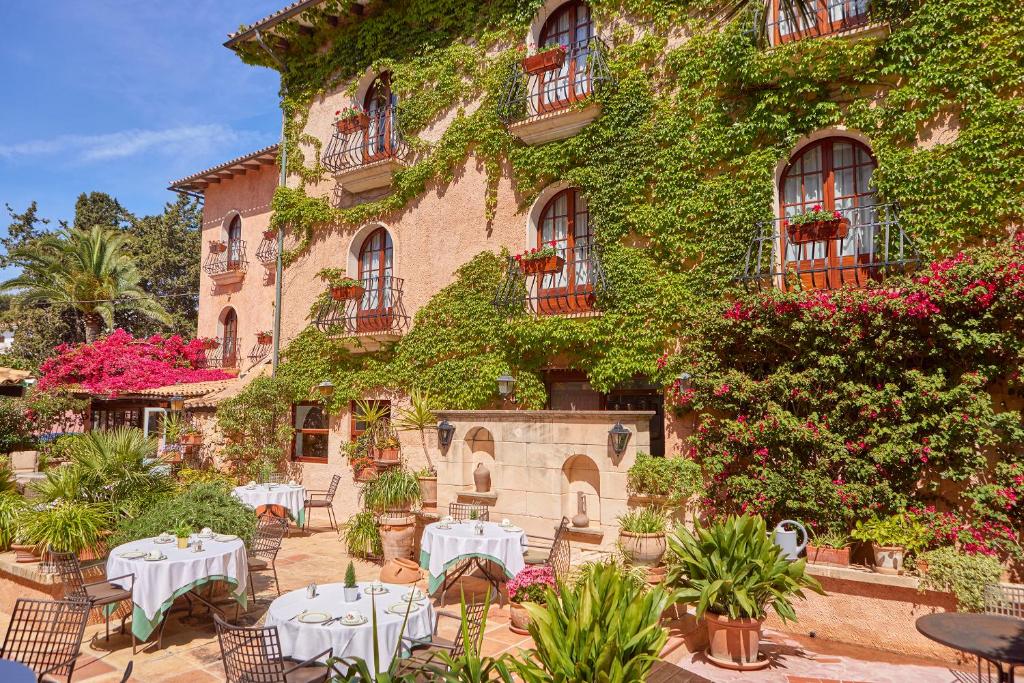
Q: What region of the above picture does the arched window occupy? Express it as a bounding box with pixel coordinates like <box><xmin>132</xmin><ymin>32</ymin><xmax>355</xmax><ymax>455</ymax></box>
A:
<box><xmin>356</xmin><ymin>227</ymin><xmax>394</xmax><ymax>332</ymax></box>
<box><xmin>537</xmin><ymin>1</ymin><xmax>594</xmax><ymax>112</ymax></box>
<box><xmin>536</xmin><ymin>188</ymin><xmax>595</xmax><ymax>313</ymax></box>
<box><xmin>220</xmin><ymin>308</ymin><xmax>238</xmax><ymax>368</ymax></box>
<box><xmin>771</xmin><ymin>0</ymin><xmax>870</xmax><ymax>45</ymax></box>
<box><xmin>780</xmin><ymin>136</ymin><xmax>877</xmax><ymax>289</ymax></box>
<box><xmin>226</xmin><ymin>215</ymin><xmax>243</xmax><ymax>271</ymax></box>
<box><xmin>363</xmin><ymin>73</ymin><xmax>398</xmax><ymax>161</ymax></box>
<box><xmin>293</xmin><ymin>404</ymin><xmax>328</xmax><ymax>460</ymax></box>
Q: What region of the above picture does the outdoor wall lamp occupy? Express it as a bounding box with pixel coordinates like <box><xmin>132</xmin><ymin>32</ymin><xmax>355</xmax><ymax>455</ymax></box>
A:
<box><xmin>676</xmin><ymin>372</ymin><xmax>693</xmax><ymax>391</ymax></box>
<box><xmin>496</xmin><ymin>374</ymin><xmax>516</xmax><ymax>403</ymax></box>
<box><xmin>437</xmin><ymin>419</ymin><xmax>456</xmax><ymax>449</ymax></box>
<box><xmin>609</xmin><ymin>421</ymin><xmax>632</xmax><ymax>456</ymax></box>
<box><xmin>169</xmin><ymin>394</ymin><xmax>185</xmax><ymax>412</ymax></box>
<box><xmin>317</xmin><ymin>380</ymin><xmax>335</xmax><ymax>397</ymax></box>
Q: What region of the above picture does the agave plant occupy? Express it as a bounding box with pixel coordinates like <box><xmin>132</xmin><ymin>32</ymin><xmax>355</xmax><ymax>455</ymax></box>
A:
<box><xmin>393</xmin><ymin>390</ymin><xmax>438</xmax><ymax>475</ymax></box>
<box><xmin>666</xmin><ymin>514</ymin><xmax>824</xmax><ymax>622</ymax></box>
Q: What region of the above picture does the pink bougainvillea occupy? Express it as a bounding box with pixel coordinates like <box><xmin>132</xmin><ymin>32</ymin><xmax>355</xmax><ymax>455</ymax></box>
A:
<box><xmin>37</xmin><ymin>329</ymin><xmax>232</xmax><ymax>396</ymax></box>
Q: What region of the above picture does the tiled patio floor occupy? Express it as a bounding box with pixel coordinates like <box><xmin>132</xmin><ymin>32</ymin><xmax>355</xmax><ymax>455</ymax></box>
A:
<box><xmin>0</xmin><ymin>526</ymin><xmax>979</xmax><ymax>682</ymax></box>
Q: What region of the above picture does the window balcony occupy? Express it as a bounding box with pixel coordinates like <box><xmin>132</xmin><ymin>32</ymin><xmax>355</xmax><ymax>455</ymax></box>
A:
<box><xmin>203</xmin><ymin>239</ymin><xmax>247</xmax><ymax>285</ymax></box>
<box><xmin>311</xmin><ymin>276</ymin><xmax>409</xmax><ymax>351</ymax></box>
<box><xmin>494</xmin><ymin>245</ymin><xmax>608</xmax><ymax>316</ymax></box>
<box><xmin>197</xmin><ymin>337</ymin><xmax>240</xmax><ymax>372</ymax></box>
<box><xmin>321</xmin><ymin>105</ymin><xmax>409</xmax><ymax>193</ymax></box>
<box><xmin>757</xmin><ymin>0</ymin><xmax>889</xmax><ymax>47</ymax></box>
<box><xmin>498</xmin><ymin>38</ymin><xmax>615</xmax><ymax>145</ymax></box>
<box><xmin>734</xmin><ymin>203</ymin><xmax>921</xmax><ymax>292</ymax></box>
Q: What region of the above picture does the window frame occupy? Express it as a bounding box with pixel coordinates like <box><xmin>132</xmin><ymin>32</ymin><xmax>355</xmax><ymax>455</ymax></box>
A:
<box><xmin>535</xmin><ymin>187</ymin><xmax>595</xmax><ymax>313</ymax></box>
<box><xmin>770</xmin><ymin>0</ymin><xmax>871</xmax><ymax>45</ymax></box>
<box><xmin>291</xmin><ymin>401</ymin><xmax>330</xmax><ymax>463</ymax></box>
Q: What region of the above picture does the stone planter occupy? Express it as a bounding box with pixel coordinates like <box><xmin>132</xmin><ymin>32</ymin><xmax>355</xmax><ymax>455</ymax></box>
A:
<box><xmin>704</xmin><ymin>612</ymin><xmax>768</xmax><ymax>669</ymax></box>
<box><xmin>379</xmin><ymin>514</ymin><xmax>416</xmax><ymax>564</ymax></box>
<box><xmin>806</xmin><ymin>544</ymin><xmax>851</xmax><ymax>567</ymax></box>
<box><xmin>418</xmin><ymin>476</ymin><xmax>437</xmax><ymax>507</ymax></box>
<box><xmin>871</xmin><ymin>544</ymin><xmax>905</xmax><ymax>575</ymax></box>
<box><xmin>520</xmin><ymin>255</ymin><xmax>564</xmax><ymax>275</ymax></box>
<box><xmin>522</xmin><ymin>45</ymin><xmax>566</xmax><ymax>75</ymax></box>
<box><xmin>509</xmin><ymin>599</ymin><xmax>533</xmax><ymax>635</ymax></box>
<box><xmin>618</xmin><ymin>531</ymin><xmax>666</xmax><ymax>567</ymax></box>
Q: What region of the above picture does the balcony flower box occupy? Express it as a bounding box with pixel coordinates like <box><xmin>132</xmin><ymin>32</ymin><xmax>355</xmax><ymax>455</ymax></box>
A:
<box><xmin>522</xmin><ymin>45</ymin><xmax>567</xmax><ymax>75</ymax></box>
<box><xmin>209</xmin><ymin>240</ymin><xmax>227</xmax><ymax>254</ymax></box>
<box><xmin>785</xmin><ymin>205</ymin><xmax>849</xmax><ymax>244</ymax></box>
<box><xmin>256</xmin><ymin>331</ymin><xmax>273</xmax><ymax>345</ymax></box>
<box><xmin>335</xmin><ymin>107</ymin><xmax>370</xmax><ymax>135</ymax></box>
<box><xmin>262</xmin><ymin>229</ymin><xmax>277</xmax><ymax>241</ymax></box>
<box><xmin>331</xmin><ymin>285</ymin><xmax>365</xmax><ymax>301</ymax></box>
<box><xmin>181</xmin><ymin>433</ymin><xmax>202</xmax><ymax>447</ymax></box>
<box><xmin>515</xmin><ymin>244</ymin><xmax>564</xmax><ymax>275</ymax></box>
<box><xmin>199</xmin><ymin>337</ymin><xmax>219</xmax><ymax>350</ymax></box>
<box><xmin>318</xmin><ymin>268</ymin><xmax>365</xmax><ymax>301</ymax></box>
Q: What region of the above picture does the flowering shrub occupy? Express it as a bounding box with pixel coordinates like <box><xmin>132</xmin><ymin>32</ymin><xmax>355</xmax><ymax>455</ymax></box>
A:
<box><xmin>663</xmin><ymin>237</ymin><xmax>1024</xmax><ymax>557</ymax></box>
<box><xmin>507</xmin><ymin>564</ymin><xmax>557</xmax><ymax>604</ymax></box>
<box><xmin>37</xmin><ymin>329</ymin><xmax>232</xmax><ymax>397</ymax></box>
<box><xmin>786</xmin><ymin>204</ymin><xmax>843</xmax><ymax>226</ymax></box>
<box><xmin>513</xmin><ymin>242</ymin><xmax>559</xmax><ymax>263</ymax></box>
<box><xmin>333</xmin><ymin>105</ymin><xmax>364</xmax><ymax>123</ymax></box>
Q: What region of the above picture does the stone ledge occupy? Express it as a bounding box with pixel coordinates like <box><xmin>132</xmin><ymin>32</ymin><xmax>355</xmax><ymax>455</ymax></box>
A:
<box><xmin>806</xmin><ymin>562</ymin><xmax>920</xmax><ymax>589</ymax></box>
<box><xmin>455</xmin><ymin>490</ymin><xmax>498</xmax><ymax>504</ymax></box>
<box><xmin>0</xmin><ymin>551</ymin><xmax>60</xmax><ymax>585</ymax></box>
<box><xmin>564</xmin><ymin>525</ymin><xmax>604</xmax><ymax>540</ymax></box>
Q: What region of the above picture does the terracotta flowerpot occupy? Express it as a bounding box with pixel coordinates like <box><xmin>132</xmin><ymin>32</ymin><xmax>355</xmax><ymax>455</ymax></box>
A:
<box><xmin>806</xmin><ymin>544</ymin><xmax>850</xmax><ymax>567</ymax></box>
<box><xmin>11</xmin><ymin>544</ymin><xmax>39</xmax><ymax>563</ymax></box>
<box><xmin>355</xmin><ymin>464</ymin><xmax>377</xmax><ymax>482</ymax></box>
<box><xmin>379</xmin><ymin>514</ymin><xmax>416</xmax><ymax>564</ymax></box>
<box><xmin>705</xmin><ymin>612</ymin><xmax>765</xmax><ymax>668</ymax></box>
<box><xmin>380</xmin><ymin>558</ymin><xmax>421</xmax><ymax>585</ymax></box>
<box><xmin>375</xmin><ymin>447</ymin><xmax>400</xmax><ymax>464</ymax></box>
<box><xmin>520</xmin><ymin>255</ymin><xmax>565</xmax><ymax>275</ymax></box>
<box><xmin>618</xmin><ymin>531</ymin><xmax>667</xmax><ymax>567</ymax></box>
<box><xmin>330</xmin><ymin>285</ymin><xmax>365</xmax><ymax>301</ymax></box>
<box><xmin>474</xmin><ymin>462</ymin><xmax>491</xmax><ymax>493</ymax></box>
<box><xmin>201</xmin><ymin>338</ymin><xmax>219</xmax><ymax>350</ymax></box>
<box><xmin>509</xmin><ymin>600</ymin><xmax>533</xmax><ymax>635</ymax></box>
<box><xmin>209</xmin><ymin>240</ymin><xmax>227</xmax><ymax>253</ymax></box>
<box><xmin>418</xmin><ymin>476</ymin><xmax>437</xmax><ymax>507</ymax></box>
<box><xmin>646</xmin><ymin>565</ymin><xmax>668</xmax><ymax>585</ymax></box>
<box><xmin>916</xmin><ymin>559</ymin><xmax>929</xmax><ymax>575</ymax></box>
<box><xmin>521</xmin><ymin>45</ymin><xmax>567</xmax><ymax>75</ymax></box>
<box><xmin>256</xmin><ymin>333</ymin><xmax>272</xmax><ymax>345</ymax></box>
<box><xmin>871</xmin><ymin>544</ymin><xmax>905</xmax><ymax>575</ymax></box>
<box><xmin>336</xmin><ymin>112</ymin><xmax>370</xmax><ymax>134</ymax></box>
<box><xmin>181</xmin><ymin>433</ymin><xmax>202</xmax><ymax>447</ymax></box>
<box><xmin>262</xmin><ymin>229</ymin><xmax>277</xmax><ymax>241</ymax></box>
<box><xmin>785</xmin><ymin>218</ymin><xmax>849</xmax><ymax>245</ymax></box>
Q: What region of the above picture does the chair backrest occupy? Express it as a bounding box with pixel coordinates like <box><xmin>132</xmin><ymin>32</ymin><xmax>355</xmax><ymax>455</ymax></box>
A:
<box><xmin>448</xmin><ymin>502</ymin><xmax>489</xmax><ymax>522</ymax></box>
<box><xmin>548</xmin><ymin>516</ymin><xmax>571</xmax><ymax>581</ymax></box>
<box><xmin>268</xmin><ymin>473</ymin><xmax>286</xmax><ymax>484</ymax></box>
<box><xmin>0</xmin><ymin>598</ymin><xmax>90</xmax><ymax>680</ymax></box>
<box><xmin>214</xmin><ymin>613</ymin><xmax>289</xmax><ymax>683</ymax></box>
<box><xmin>49</xmin><ymin>549</ymin><xmax>89</xmax><ymax>602</ymax></box>
<box><xmin>324</xmin><ymin>474</ymin><xmax>341</xmax><ymax>503</ymax></box>
<box><xmin>984</xmin><ymin>584</ymin><xmax>1024</xmax><ymax>618</ymax></box>
<box><xmin>119</xmin><ymin>661</ymin><xmax>134</xmax><ymax>683</ymax></box>
<box><xmin>450</xmin><ymin>595</ymin><xmax>492</xmax><ymax>660</ymax></box>
<box><xmin>251</xmin><ymin>516</ymin><xmax>287</xmax><ymax>562</ymax></box>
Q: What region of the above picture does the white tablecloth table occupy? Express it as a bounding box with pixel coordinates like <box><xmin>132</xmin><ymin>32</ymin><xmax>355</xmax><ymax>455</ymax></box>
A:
<box><xmin>106</xmin><ymin>535</ymin><xmax>249</xmax><ymax>641</ymax></box>
<box><xmin>232</xmin><ymin>484</ymin><xmax>307</xmax><ymax>525</ymax></box>
<box><xmin>418</xmin><ymin>521</ymin><xmax>526</xmax><ymax>594</ymax></box>
<box><xmin>265</xmin><ymin>582</ymin><xmax>435</xmax><ymax>674</ymax></box>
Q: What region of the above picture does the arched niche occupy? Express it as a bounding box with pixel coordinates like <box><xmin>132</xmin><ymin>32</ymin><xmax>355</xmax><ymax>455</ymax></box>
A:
<box><xmin>462</xmin><ymin>426</ymin><xmax>496</xmax><ymax>491</ymax></box>
<box><xmin>561</xmin><ymin>453</ymin><xmax>600</xmax><ymax>526</ymax></box>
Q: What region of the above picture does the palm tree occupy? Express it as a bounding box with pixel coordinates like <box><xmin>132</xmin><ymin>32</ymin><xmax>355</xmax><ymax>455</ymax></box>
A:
<box><xmin>1</xmin><ymin>226</ymin><xmax>170</xmax><ymax>342</ymax></box>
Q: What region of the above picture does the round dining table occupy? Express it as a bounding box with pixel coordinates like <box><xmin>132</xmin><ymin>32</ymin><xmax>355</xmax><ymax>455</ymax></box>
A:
<box><xmin>916</xmin><ymin>612</ymin><xmax>1024</xmax><ymax>682</ymax></box>
<box><xmin>0</xmin><ymin>659</ymin><xmax>35</xmax><ymax>682</ymax></box>
<box><xmin>419</xmin><ymin>520</ymin><xmax>526</xmax><ymax>597</ymax></box>
<box><xmin>232</xmin><ymin>483</ymin><xmax>307</xmax><ymax>526</ymax></box>
<box><xmin>106</xmin><ymin>534</ymin><xmax>249</xmax><ymax>641</ymax></box>
<box><xmin>265</xmin><ymin>582</ymin><xmax>435</xmax><ymax>674</ymax></box>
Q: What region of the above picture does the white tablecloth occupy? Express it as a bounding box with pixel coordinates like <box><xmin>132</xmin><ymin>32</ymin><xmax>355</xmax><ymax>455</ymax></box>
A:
<box><xmin>265</xmin><ymin>582</ymin><xmax>435</xmax><ymax>672</ymax></box>
<box><xmin>232</xmin><ymin>484</ymin><xmax>306</xmax><ymax>522</ymax></box>
<box><xmin>419</xmin><ymin>522</ymin><xmax>526</xmax><ymax>593</ymax></box>
<box><xmin>106</xmin><ymin>535</ymin><xmax>248</xmax><ymax>639</ymax></box>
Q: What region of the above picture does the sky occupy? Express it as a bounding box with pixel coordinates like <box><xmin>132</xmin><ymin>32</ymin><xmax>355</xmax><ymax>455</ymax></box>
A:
<box><xmin>0</xmin><ymin>1</ymin><xmax>290</xmax><ymax>278</ymax></box>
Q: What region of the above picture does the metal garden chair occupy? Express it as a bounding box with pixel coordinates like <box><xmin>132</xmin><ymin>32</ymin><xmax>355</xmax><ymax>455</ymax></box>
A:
<box><xmin>303</xmin><ymin>474</ymin><xmax>341</xmax><ymax>531</ymax></box>
<box><xmin>249</xmin><ymin>514</ymin><xmax>288</xmax><ymax>600</ymax></box>
<box><xmin>523</xmin><ymin>516</ymin><xmax>571</xmax><ymax>581</ymax></box>
<box><xmin>447</xmin><ymin>502</ymin><xmax>489</xmax><ymax>522</ymax></box>
<box><xmin>398</xmin><ymin>594</ymin><xmax>492</xmax><ymax>676</ymax></box>
<box><xmin>0</xmin><ymin>598</ymin><xmax>90</xmax><ymax>682</ymax></box>
<box><xmin>214</xmin><ymin>613</ymin><xmax>337</xmax><ymax>683</ymax></box>
<box><xmin>49</xmin><ymin>548</ymin><xmax>137</xmax><ymax>653</ymax></box>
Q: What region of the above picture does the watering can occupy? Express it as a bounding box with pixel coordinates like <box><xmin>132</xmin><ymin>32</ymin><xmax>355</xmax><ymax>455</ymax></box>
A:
<box><xmin>773</xmin><ymin>519</ymin><xmax>808</xmax><ymax>560</ymax></box>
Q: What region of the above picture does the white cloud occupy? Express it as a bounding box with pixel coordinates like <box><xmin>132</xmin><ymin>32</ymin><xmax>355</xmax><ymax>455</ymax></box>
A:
<box><xmin>0</xmin><ymin>124</ymin><xmax>262</xmax><ymax>164</ymax></box>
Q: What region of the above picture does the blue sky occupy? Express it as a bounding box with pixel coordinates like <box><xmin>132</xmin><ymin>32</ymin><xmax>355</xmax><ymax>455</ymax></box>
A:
<box><xmin>0</xmin><ymin>2</ymin><xmax>289</xmax><ymax>277</ymax></box>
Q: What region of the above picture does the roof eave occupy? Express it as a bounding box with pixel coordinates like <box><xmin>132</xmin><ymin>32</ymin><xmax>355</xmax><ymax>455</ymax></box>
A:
<box><xmin>224</xmin><ymin>0</ymin><xmax>330</xmax><ymax>50</ymax></box>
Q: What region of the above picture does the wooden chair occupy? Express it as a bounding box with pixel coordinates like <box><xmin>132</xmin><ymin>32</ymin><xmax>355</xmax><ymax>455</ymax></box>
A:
<box><xmin>50</xmin><ymin>548</ymin><xmax>137</xmax><ymax>653</ymax></box>
<box><xmin>303</xmin><ymin>474</ymin><xmax>341</xmax><ymax>531</ymax></box>
<box><xmin>249</xmin><ymin>514</ymin><xmax>288</xmax><ymax>600</ymax></box>
<box><xmin>0</xmin><ymin>598</ymin><xmax>90</xmax><ymax>682</ymax></box>
<box><xmin>398</xmin><ymin>594</ymin><xmax>491</xmax><ymax>676</ymax></box>
<box><xmin>214</xmin><ymin>613</ymin><xmax>336</xmax><ymax>683</ymax></box>
<box><xmin>448</xmin><ymin>502</ymin><xmax>489</xmax><ymax>522</ymax></box>
<box><xmin>523</xmin><ymin>516</ymin><xmax>571</xmax><ymax>581</ymax></box>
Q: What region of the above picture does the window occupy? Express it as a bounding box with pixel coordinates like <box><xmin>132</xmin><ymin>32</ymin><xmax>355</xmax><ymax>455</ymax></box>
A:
<box><xmin>292</xmin><ymin>403</ymin><xmax>329</xmax><ymax>461</ymax></box>
<box><xmin>771</xmin><ymin>0</ymin><xmax>870</xmax><ymax>44</ymax></box>
<box><xmin>357</xmin><ymin>228</ymin><xmax>395</xmax><ymax>332</ymax></box>
<box><xmin>227</xmin><ymin>215</ymin><xmax>243</xmax><ymax>271</ymax></box>
<box><xmin>780</xmin><ymin>136</ymin><xmax>877</xmax><ymax>289</ymax></box>
<box><xmin>536</xmin><ymin>187</ymin><xmax>596</xmax><ymax>313</ymax></box>
<box><xmin>350</xmin><ymin>400</ymin><xmax>391</xmax><ymax>442</ymax></box>
<box><xmin>221</xmin><ymin>308</ymin><xmax>238</xmax><ymax>368</ymax></box>
<box><xmin>364</xmin><ymin>73</ymin><xmax>398</xmax><ymax>161</ymax></box>
<box><xmin>537</xmin><ymin>1</ymin><xmax>594</xmax><ymax>113</ymax></box>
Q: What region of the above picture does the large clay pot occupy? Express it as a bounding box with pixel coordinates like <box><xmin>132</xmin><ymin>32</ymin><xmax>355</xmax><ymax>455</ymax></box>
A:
<box><xmin>871</xmin><ymin>544</ymin><xmax>905</xmax><ymax>575</ymax></box>
<box><xmin>380</xmin><ymin>558</ymin><xmax>421</xmax><ymax>585</ymax></box>
<box><xmin>806</xmin><ymin>544</ymin><xmax>851</xmax><ymax>567</ymax></box>
<box><xmin>379</xmin><ymin>514</ymin><xmax>416</xmax><ymax>564</ymax></box>
<box><xmin>618</xmin><ymin>531</ymin><xmax>666</xmax><ymax>567</ymax></box>
<box><xmin>375</xmin><ymin>447</ymin><xmax>400</xmax><ymax>464</ymax></box>
<box><xmin>474</xmin><ymin>462</ymin><xmax>491</xmax><ymax>493</ymax></box>
<box><xmin>11</xmin><ymin>544</ymin><xmax>39</xmax><ymax>564</ymax></box>
<box><xmin>705</xmin><ymin>612</ymin><xmax>765</xmax><ymax>668</ymax></box>
<box><xmin>509</xmin><ymin>600</ymin><xmax>532</xmax><ymax>635</ymax></box>
<box><xmin>418</xmin><ymin>476</ymin><xmax>437</xmax><ymax>508</ymax></box>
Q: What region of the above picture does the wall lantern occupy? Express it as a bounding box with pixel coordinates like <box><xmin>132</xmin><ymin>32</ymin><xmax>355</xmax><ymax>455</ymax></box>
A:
<box><xmin>676</xmin><ymin>372</ymin><xmax>693</xmax><ymax>391</ymax></box>
<box><xmin>169</xmin><ymin>394</ymin><xmax>185</xmax><ymax>412</ymax></box>
<box><xmin>496</xmin><ymin>374</ymin><xmax>516</xmax><ymax>401</ymax></box>
<box><xmin>437</xmin><ymin>419</ymin><xmax>456</xmax><ymax>449</ymax></box>
<box><xmin>317</xmin><ymin>380</ymin><xmax>335</xmax><ymax>397</ymax></box>
<box><xmin>608</xmin><ymin>421</ymin><xmax>632</xmax><ymax>456</ymax></box>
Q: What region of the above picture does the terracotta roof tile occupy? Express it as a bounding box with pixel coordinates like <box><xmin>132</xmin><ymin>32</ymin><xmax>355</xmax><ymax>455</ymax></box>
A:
<box><xmin>168</xmin><ymin>144</ymin><xmax>278</xmax><ymax>193</ymax></box>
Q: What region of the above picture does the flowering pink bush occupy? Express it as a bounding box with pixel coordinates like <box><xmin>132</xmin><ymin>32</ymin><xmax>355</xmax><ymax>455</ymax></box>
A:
<box><xmin>37</xmin><ymin>329</ymin><xmax>232</xmax><ymax>396</ymax></box>
<box><xmin>507</xmin><ymin>565</ymin><xmax>557</xmax><ymax>604</ymax></box>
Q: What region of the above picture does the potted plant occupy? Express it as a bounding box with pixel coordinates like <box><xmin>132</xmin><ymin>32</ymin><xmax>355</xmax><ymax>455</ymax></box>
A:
<box><xmin>334</xmin><ymin>105</ymin><xmax>370</xmax><ymax>134</ymax></box>
<box><xmin>173</xmin><ymin>520</ymin><xmax>192</xmax><ymax>550</ymax></box>
<box><xmin>806</xmin><ymin>529</ymin><xmax>852</xmax><ymax>567</ymax></box>
<box><xmin>209</xmin><ymin>239</ymin><xmax>227</xmax><ymax>253</ymax></box>
<box><xmin>343</xmin><ymin>561</ymin><xmax>360</xmax><ymax>602</ymax></box>
<box><xmin>618</xmin><ymin>507</ymin><xmax>669</xmax><ymax>567</ymax></box>
<box><xmin>198</xmin><ymin>336</ymin><xmax>220</xmax><ymax>350</ymax></box>
<box><xmin>318</xmin><ymin>268</ymin><xmax>365</xmax><ymax>301</ymax></box>
<box><xmin>262</xmin><ymin>229</ymin><xmax>277</xmax><ymax>241</ymax></box>
<box><xmin>508</xmin><ymin>564</ymin><xmax>557</xmax><ymax>634</ymax></box>
<box><xmin>521</xmin><ymin>44</ymin><xmax>567</xmax><ymax>75</ymax></box>
<box><xmin>394</xmin><ymin>390</ymin><xmax>439</xmax><ymax>506</ymax></box>
<box><xmin>341</xmin><ymin>511</ymin><xmax>383</xmax><ymax>559</ymax></box>
<box><xmin>514</xmin><ymin>243</ymin><xmax>564</xmax><ymax>275</ymax></box>
<box><xmin>852</xmin><ymin>513</ymin><xmax>929</xmax><ymax>575</ymax></box>
<box><xmin>256</xmin><ymin>330</ymin><xmax>273</xmax><ymax>345</ymax></box>
<box><xmin>916</xmin><ymin>547</ymin><xmax>1003</xmax><ymax>612</ymax></box>
<box><xmin>667</xmin><ymin>515</ymin><xmax>823</xmax><ymax>669</ymax></box>
<box><xmin>180</xmin><ymin>424</ymin><xmax>202</xmax><ymax>447</ymax></box>
<box><xmin>374</xmin><ymin>434</ymin><xmax>401</xmax><ymax>463</ymax></box>
<box><xmin>363</xmin><ymin>468</ymin><xmax>421</xmax><ymax>563</ymax></box>
<box><xmin>21</xmin><ymin>500</ymin><xmax>108</xmax><ymax>561</ymax></box>
<box><xmin>784</xmin><ymin>204</ymin><xmax>848</xmax><ymax>244</ymax></box>
<box><xmin>414</xmin><ymin>467</ymin><xmax>437</xmax><ymax>508</ymax></box>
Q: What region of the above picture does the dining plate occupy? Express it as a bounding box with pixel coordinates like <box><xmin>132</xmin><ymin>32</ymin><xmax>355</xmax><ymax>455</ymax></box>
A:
<box><xmin>153</xmin><ymin>537</ymin><xmax>174</xmax><ymax>544</ymax></box>
<box><xmin>118</xmin><ymin>551</ymin><xmax>146</xmax><ymax>559</ymax></box>
<box><xmin>364</xmin><ymin>586</ymin><xmax>389</xmax><ymax>595</ymax></box>
<box><xmin>144</xmin><ymin>555</ymin><xmax>167</xmax><ymax>562</ymax></box>
<box><xmin>298</xmin><ymin>612</ymin><xmax>332</xmax><ymax>624</ymax></box>
<box><xmin>503</xmin><ymin>526</ymin><xmax>523</xmax><ymax>533</ymax></box>
<box><xmin>402</xmin><ymin>591</ymin><xmax>426</xmax><ymax>602</ymax></box>
<box><xmin>387</xmin><ymin>602</ymin><xmax>422</xmax><ymax>615</ymax></box>
<box><xmin>214</xmin><ymin>534</ymin><xmax>239</xmax><ymax>542</ymax></box>
<box><xmin>340</xmin><ymin>615</ymin><xmax>368</xmax><ymax>626</ymax></box>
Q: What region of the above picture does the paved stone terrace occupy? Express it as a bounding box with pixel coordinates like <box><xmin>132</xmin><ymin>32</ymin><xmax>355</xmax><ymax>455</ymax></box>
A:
<box><xmin>0</xmin><ymin>526</ymin><xmax>978</xmax><ymax>682</ymax></box>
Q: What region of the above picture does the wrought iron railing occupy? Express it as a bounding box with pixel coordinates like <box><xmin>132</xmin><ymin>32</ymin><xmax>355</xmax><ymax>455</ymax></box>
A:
<box><xmin>199</xmin><ymin>337</ymin><xmax>239</xmax><ymax>369</ymax></box>
<box><xmin>321</xmin><ymin>105</ymin><xmax>409</xmax><ymax>173</ymax></box>
<box><xmin>498</xmin><ymin>38</ymin><xmax>615</xmax><ymax>124</ymax></box>
<box><xmin>312</xmin><ymin>276</ymin><xmax>410</xmax><ymax>336</ymax></box>
<box><xmin>255</xmin><ymin>233</ymin><xmax>277</xmax><ymax>264</ymax></box>
<box><xmin>493</xmin><ymin>244</ymin><xmax>608</xmax><ymax>315</ymax></box>
<box><xmin>734</xmin><ymin>203</ymin><xmax>920</xmax><ymax>291</ymax></box>
<box><xmin>750</xmin><ymin>0</ymin><xmax>874</xmax><ymax>46</ymax></box>
<box><xmin>203</xmin><ymin>240</ymin><xmax>247</xmax><ymax>277</ymax></box>
<box><xmin>248</xmin><ymin>338</ymin><xmax>271</xmax><ymax>364</ymax></box>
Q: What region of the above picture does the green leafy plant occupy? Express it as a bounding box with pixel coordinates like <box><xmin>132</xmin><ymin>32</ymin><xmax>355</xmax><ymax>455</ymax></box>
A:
<box><xmin>216</xmin><ymin>376</ymin><xmax>295</xmax><ymax>479</ymax></box>
<box><xmin>626</xmin><ymin>453</ymin><xmax>703</xmax><ymax>504</ymax></box>
<box><xmin>917</xmin><ymin>547</ymin><xmax>1003</xmax><ymax>612</ymax></box>
<box><xmin>666</xmin><ymin>514</ymin><xmax>824</xmax><ymax>622</ymax></box>
<box><xmin>22</xmin><ymin>500</ymin><xmax>108</xmax><ymax>555</ymax></box>
<box><xmin>852</xmin><ymin>514</ymin><xmax>930</xmax><ymax>552</ymax></box>
<box><xmin>810</xmin><ymin>530</ymin><xmax>850</xmax><ymax>549</ymax></box>
<box><xmin>176</xmin><ymin>467</ymin><xmax>236</xmax><ymax>492</ymax></box>
<box><xmin>618</xmin><ymin>506</ymin><xmax>668</xmax><ymax>534</ymax></box>
<box><xmin>0</xmin><ymin>493</ymin><xmax>29</xmax><ymax>550</ymax></box>
<box><xmin>572</xmin><ymin>557</ymin><xmax>649</xmax><ymax>594</ymax></box>
<box><xmin>362</xmin><ymin>467</ymin><xmax>421</xmax><ymax>513</ymax></box>
<box><xmin>161</xmin><ymin>411</ymin><xmax>185</xmax><ymax>445</ymax></box>
<box><xmin>341</xmin><ymin>511</ymin><xmax>383</xmax><ymax>559</ymax></box>
<box><xmin>786</xmin><ymin>204</ymin><xmax>843</xmax><ymax>226</ymax></box>
<box><xmin>317</xmin><ymin>268</ymin><xmax>360</xmax><ymax>288</ymax></box>
<box><xmin>394</xmin><ymin>389</ymin><xmax>438</xmax><ymax>475</ymax></box>
<box><xmin>172</xmin><ymin>520</ymin><xmax>193</xmax><ymax>539</ymax></box>
<box><xmin>344</xmin><ymin>561</ymin><xmax>357</xmax><ymax>589</ymax></box>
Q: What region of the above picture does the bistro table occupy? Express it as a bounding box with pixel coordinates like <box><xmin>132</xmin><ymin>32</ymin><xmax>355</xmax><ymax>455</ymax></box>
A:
<box><xmin>917</xmin><ymin>612</ymin><xmax>1024</xmax><ymax>682</ymax></box>
<box><xmin>0</xmin><ymin>659</ymin><xmax>35</xmax><ymax>683</ymax></box>
<box><xmin>106</xmin><ymin>534</ymin><xmax>248</xmax><ymax>643</ymax></box>
<box><xmin>265</xmin><ymin>582</ymin><xmax>435</xmax><ymax>674</ymax></box>
<box><xmin>232</xmin><ymin>483</ymin><xmax>307</xmax><ymax>526</ymax></box>
<box><xmin>419</xmin><ymin>520</ymin><xmax>526</xmax><ymax>601</ymax></box>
